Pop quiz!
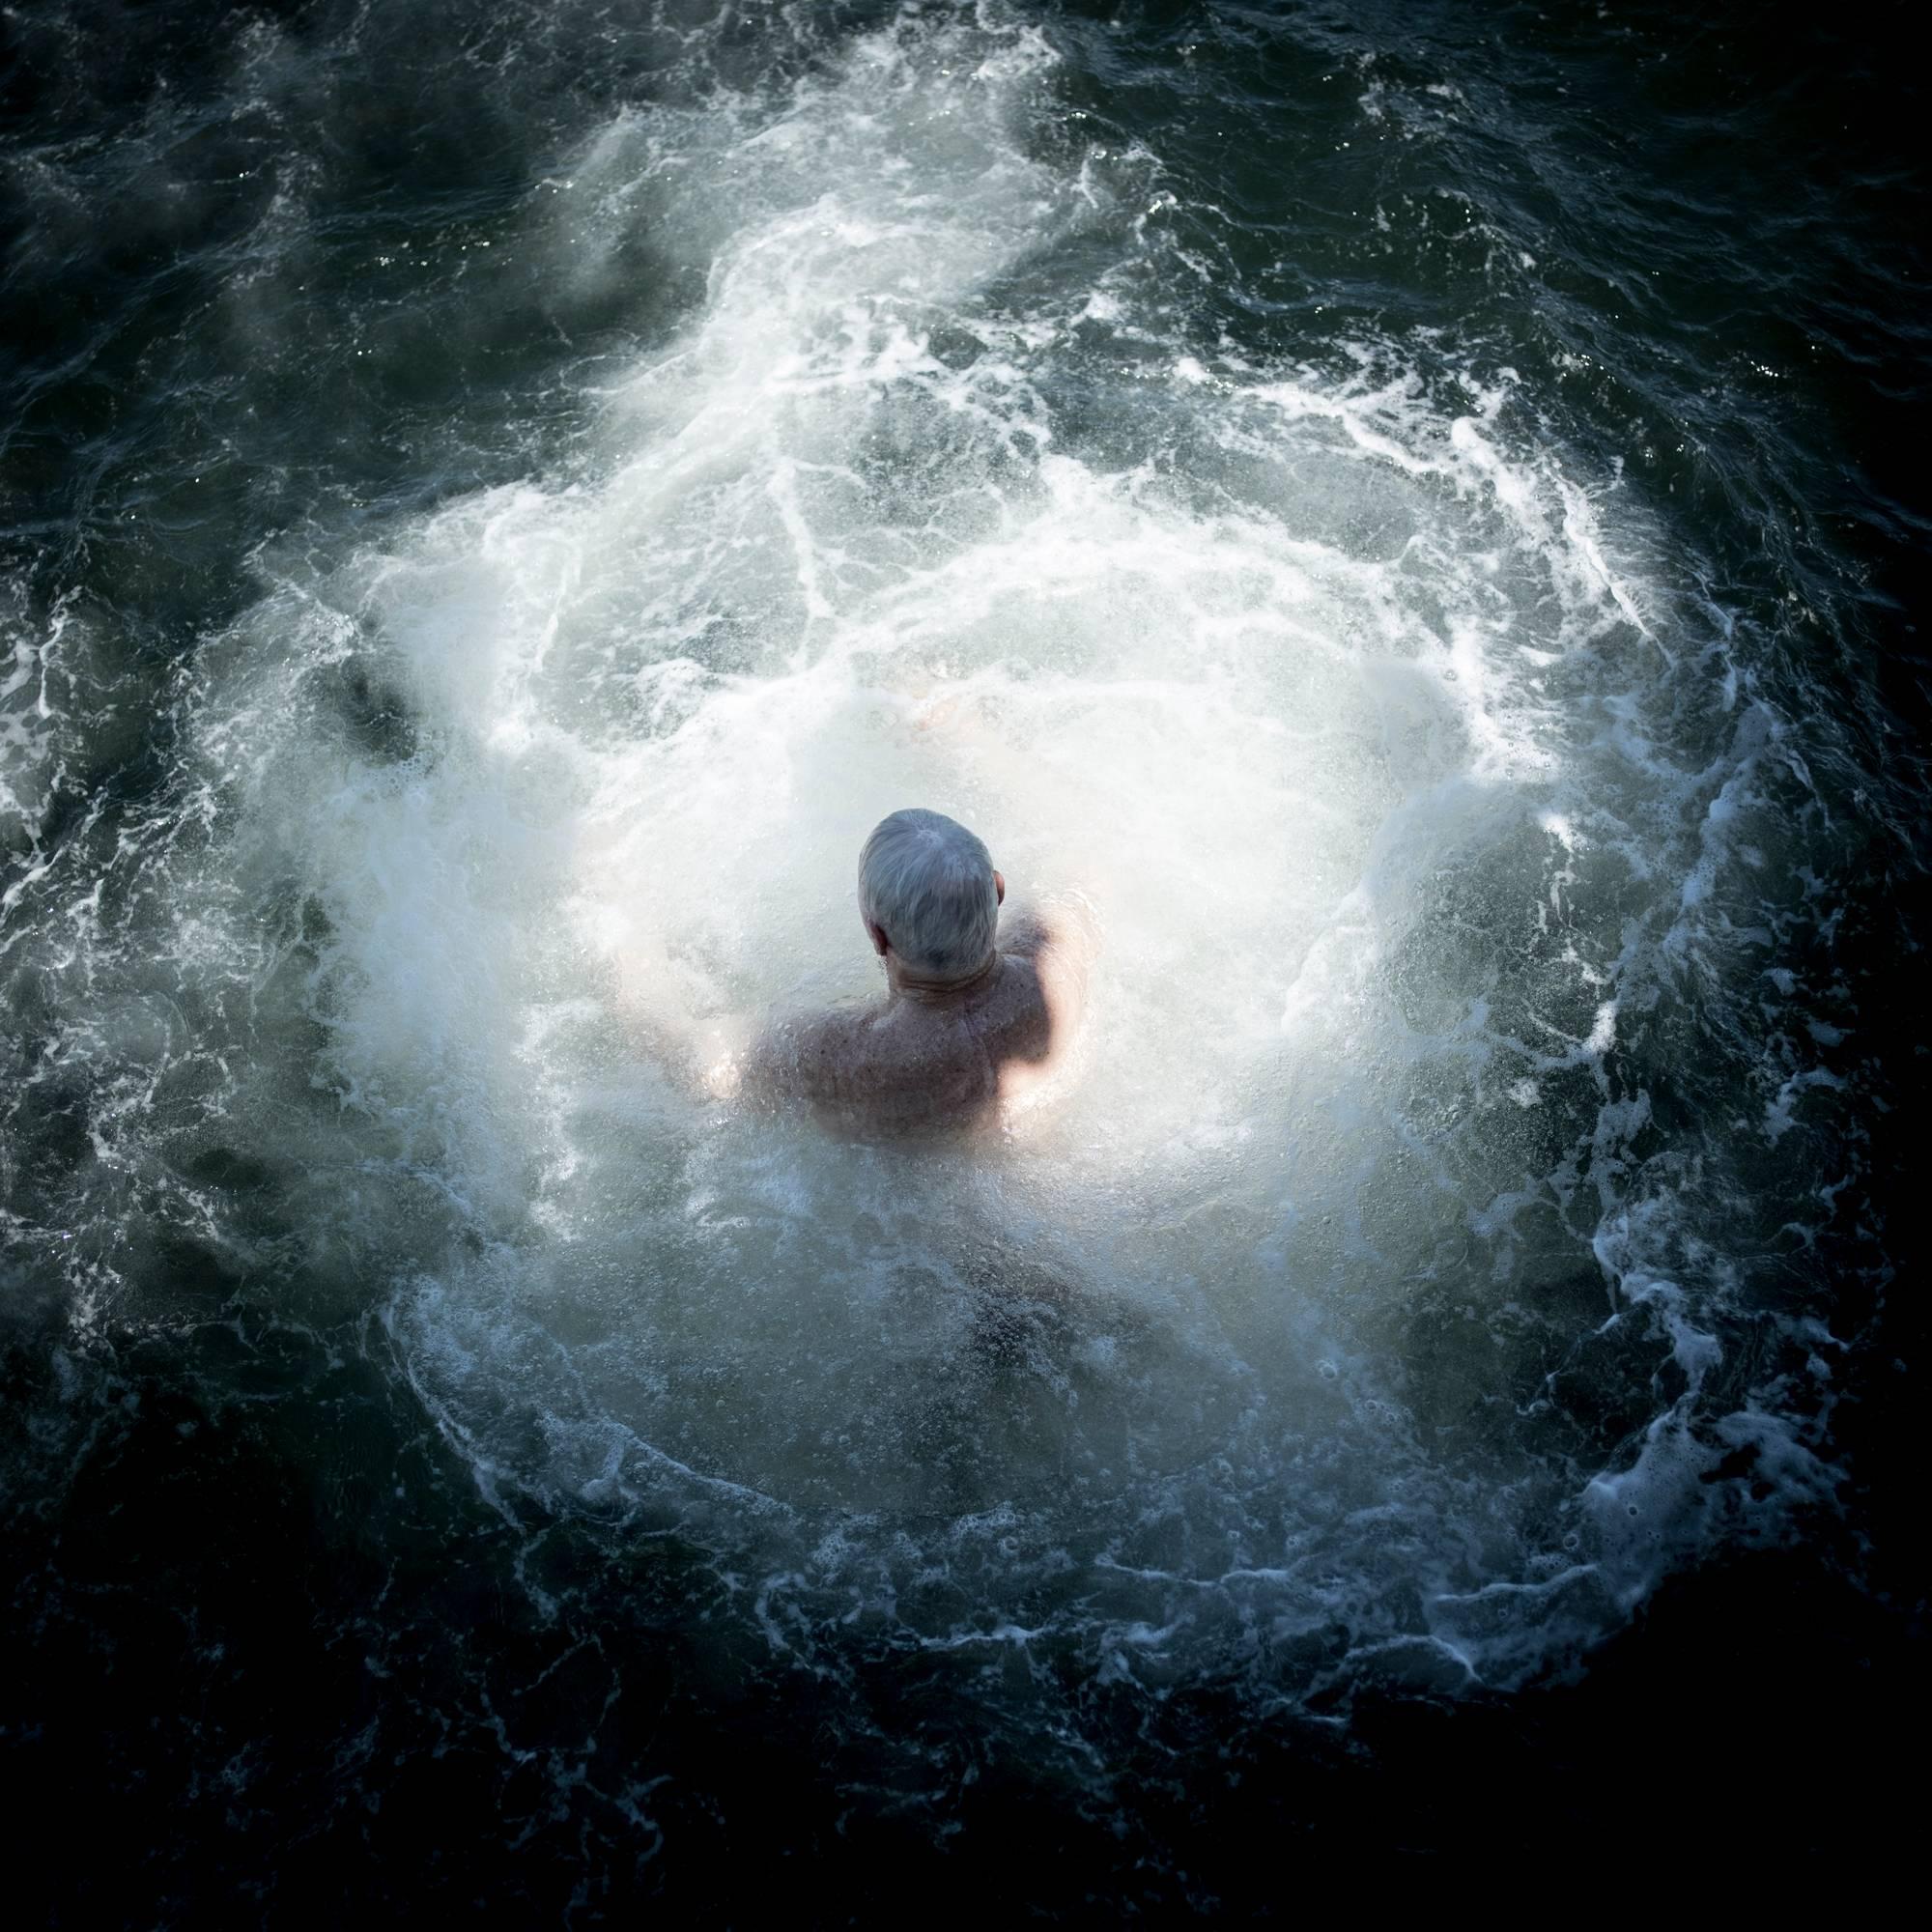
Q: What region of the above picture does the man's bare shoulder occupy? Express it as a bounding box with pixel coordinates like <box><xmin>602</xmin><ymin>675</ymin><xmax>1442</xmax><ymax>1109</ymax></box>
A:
<box><xmin>997</xmin><ymin>894</ymin><xmax>1100</xmax><ymax>1024</ymax></box>
<box><xmin>742</xmin><ymin>1004</ymin><xmax>875</xmax><ymax>1105</ymax></box>
<box><xmin>1002</xmin><ymin>891</ymin><xmax>1099</xmax><ymax>954</ymax></box>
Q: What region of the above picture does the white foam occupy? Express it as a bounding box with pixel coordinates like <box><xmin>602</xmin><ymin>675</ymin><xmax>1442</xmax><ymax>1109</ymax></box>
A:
<box><xmin>14</xmin><ymin>4</ymin><xmax>1835</xmax><ymax>1699</ymax></box>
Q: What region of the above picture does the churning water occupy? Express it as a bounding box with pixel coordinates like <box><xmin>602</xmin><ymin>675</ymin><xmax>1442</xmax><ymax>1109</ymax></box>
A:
<box><xmin>4</xmin><ymin>0</ymin><xmax>1924</xmax><ymax>1912</ymax></box>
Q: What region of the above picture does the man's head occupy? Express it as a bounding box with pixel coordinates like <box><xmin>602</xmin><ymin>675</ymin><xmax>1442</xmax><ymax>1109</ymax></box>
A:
<box><xmin>858</xmin><ymin>809</ymin><xmax>1005</xmax><ymax>980</ymax></box>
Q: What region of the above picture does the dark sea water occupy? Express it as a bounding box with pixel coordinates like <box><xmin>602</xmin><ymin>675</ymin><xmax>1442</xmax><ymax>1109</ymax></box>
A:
<box><xmin>4</xmin><ymin>0</ymin><xmax>1927</xmax><ymax>1916</ymax></box>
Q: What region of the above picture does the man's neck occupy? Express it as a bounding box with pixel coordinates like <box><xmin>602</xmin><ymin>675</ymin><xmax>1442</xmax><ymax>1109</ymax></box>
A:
<box><xmin>885</xmin><ymin>952</ymin><xmax>1001</xmax><ymax>1008</ymax></box>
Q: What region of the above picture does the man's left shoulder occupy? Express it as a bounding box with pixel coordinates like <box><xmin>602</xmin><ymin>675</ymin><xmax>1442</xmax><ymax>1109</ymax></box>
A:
<box><xmin>750</xmin><ymin>1006</ymin><xmax>866</xmax><ymax>1102</ymax></box>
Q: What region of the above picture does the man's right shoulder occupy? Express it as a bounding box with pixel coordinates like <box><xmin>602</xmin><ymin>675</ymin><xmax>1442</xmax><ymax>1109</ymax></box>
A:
<box><xmin>1008</xmin><ymin>896</ymin><xmax>1098</xmax><ymax>1028</ymax></box>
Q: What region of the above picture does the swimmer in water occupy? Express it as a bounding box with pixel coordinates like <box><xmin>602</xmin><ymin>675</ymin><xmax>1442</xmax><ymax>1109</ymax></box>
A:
<box><xmin>739</xmin><ymin>808</ymin><xmax>1100</xmax><ymax>1137</ymax></box>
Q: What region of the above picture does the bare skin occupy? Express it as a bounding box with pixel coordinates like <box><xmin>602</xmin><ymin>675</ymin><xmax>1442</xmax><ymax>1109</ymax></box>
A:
<box><xmin>742</xmin><ymin>878</ymin><xmax>1100</xmax><ymax>1139</ymax></box>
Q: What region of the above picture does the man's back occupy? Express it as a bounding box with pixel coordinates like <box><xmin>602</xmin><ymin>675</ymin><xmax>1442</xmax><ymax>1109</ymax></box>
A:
<box><xmin>748</xmin><ymin>897</ymin><xmax>1097</xmax><ymax>1139</ymax></box>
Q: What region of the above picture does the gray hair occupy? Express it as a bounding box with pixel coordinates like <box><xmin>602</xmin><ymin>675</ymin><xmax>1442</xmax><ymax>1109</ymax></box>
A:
<box><xmin>858</xmin><ymin>809</ymin><xmax>999</xmax><ymax>978</ymax></box>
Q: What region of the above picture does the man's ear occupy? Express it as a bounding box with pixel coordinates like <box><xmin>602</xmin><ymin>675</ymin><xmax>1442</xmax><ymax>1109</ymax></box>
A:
<box><xmin>994</xmin><ymin>870</ymin><xmax>1006</xmax><ymax>906</ymax></box>
<box><xmin>865</xmin><ymin>917</ymin><xmax>891</xmax><ymax>957</ymax></box>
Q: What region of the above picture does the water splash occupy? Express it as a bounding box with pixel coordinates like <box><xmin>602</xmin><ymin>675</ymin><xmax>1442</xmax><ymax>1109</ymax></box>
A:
<box><xmin>3</xmin><ymin>5</ymin><xmax>1856</xmax><ymax>1733</ymax></box>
